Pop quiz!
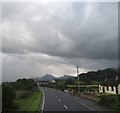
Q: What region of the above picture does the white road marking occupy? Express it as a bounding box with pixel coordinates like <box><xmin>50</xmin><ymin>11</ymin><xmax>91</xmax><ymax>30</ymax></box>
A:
<box><xmin>64</xmin><ymin>93</ymin><xmax>96</xmax><ymax>111</ymax></box>
<box><xmin>58</xmin><ymin>99</ymin><xmax>61</xmax><ymax>102</ymax></box>
<box><xmin>64</xmin><ymin>105</ymin><xmax>68</xmax><ymax>109</ymax></box>
<box><xmin>41</xmin><ymin>88</ymin><xmax>45</xmax><ymax>113</ymax></box>
<box><xmin>80</xmin><ymin>102</ymin><xmax>95</xmax><ymax>111</ymax></box>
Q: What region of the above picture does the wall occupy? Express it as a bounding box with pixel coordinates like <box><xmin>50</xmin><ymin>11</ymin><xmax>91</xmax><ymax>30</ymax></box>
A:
<box><xmin>105</xmin><ymin>86</ymin><xmax>116</xmax><ymax>94</ymax></box>
<box><xmin>118</xmin><ymin>84</ymin><xmax>120</xmax><ymax>94</ymax></box>
<box><xmin>99</xmin><ymin>85</ymin><xmax>117</xmax><ymax>94</ymax></box>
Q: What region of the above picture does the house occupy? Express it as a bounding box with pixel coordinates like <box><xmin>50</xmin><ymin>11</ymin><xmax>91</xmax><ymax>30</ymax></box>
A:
<box><xmin>37</xmin><ymin>81</ymin><xmax>49</xmax><ymax>85</ymax></box>
<box><xmin>50</xmin><ymin>80</ymin><xmax>56</xmax><ymax>83</ymax></box>
<box><xmin>99</xmin><ymin>76</ymin><xmax>120</xmax><ymax>94</ymax></box>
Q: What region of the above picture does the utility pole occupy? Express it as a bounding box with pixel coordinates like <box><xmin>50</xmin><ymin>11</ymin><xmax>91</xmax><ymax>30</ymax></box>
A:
<box><xmin>77</xmin><ymin>66</ymin><xmax>80</xmax><ymax>96</ymax></box>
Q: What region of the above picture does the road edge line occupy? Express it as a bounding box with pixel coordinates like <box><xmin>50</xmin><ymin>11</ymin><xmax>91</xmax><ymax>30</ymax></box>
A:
<box><xmin>64</xmin><ymin>105</ymin><xmax>68</xmax><ymax>109</ymax></box>
<box><xmin>40</xmin><ymin>88</ymin><xmax>45</xmax><ymax>113</ymax></box>
<box><xmin>64</xmin><ymin>93</ymin><xmax>96</xmax><ymax>111</ymax></box>
<box><xmin>80</xmin><ymin>102</ymin><xmax>96</xmax><ymax>111</ymax></box>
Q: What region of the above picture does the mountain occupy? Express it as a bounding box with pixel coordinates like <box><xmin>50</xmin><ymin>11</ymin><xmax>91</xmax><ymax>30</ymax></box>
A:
<box><xmin>59</xmin><ymin>75</ymin><xmax>74</xmax><ymax>80</ymax></box>
<box><xmin>38</xmin><ymin>74</ymin><xmax>57</xmax><ymax>81</ymax></box>
<box><xmin>36</xmin><ymin>74</ymin><xmax>75</xmax><ymax>81</ymax></box>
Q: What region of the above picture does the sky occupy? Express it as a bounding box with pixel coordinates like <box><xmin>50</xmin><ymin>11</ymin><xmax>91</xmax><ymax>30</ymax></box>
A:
<box><xmin>1</xmin><ymin>1</ymin><xmax>119</xmax><ymax>82</ymax></box>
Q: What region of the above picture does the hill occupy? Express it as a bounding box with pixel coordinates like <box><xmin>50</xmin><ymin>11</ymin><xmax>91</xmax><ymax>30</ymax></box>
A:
<box><xmin>37</xmin><ymin>74</ymin><xmax>57</xmax><ymax>81</ymax></box>
<box><xmin>36</xmin><ymin>74</ymin><xmax>75</xmax><ymax>82</ymax></box>
<box><xmin>35</xmin><ymin>68</ymin><xmax>118</xmax><ymax>83</ymax></box>
<box><xmin>78</xmin><ymin>68</ymin><xmax>118</xmax><ymax>84</ymax></box>
<box><xmin>59</xmin><ymin>75</ymin><xmax>74</xmax><ymax>80</ymax></box>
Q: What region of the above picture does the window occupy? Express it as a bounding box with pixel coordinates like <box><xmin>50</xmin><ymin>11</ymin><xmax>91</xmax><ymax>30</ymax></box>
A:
<box><xmin>107</xmin><ymin>86</ymin><xmax>109</xmax><ymax>90</ymax></box>
<box><xmin>103</xmin><ymin>87</ymin><xmax>105</xmax><ymax>93</ymax></box>
<box><xmin>111</xmin><ymin>86</ymin><xmax>114</xmax><ymax>91</ymax></box>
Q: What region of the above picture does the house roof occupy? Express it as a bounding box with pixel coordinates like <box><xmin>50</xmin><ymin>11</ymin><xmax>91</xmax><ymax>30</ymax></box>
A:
<box><xmin>101</xmin><ymin>79</ymin><xmax>120</xmax><ymax>87</ymax></box>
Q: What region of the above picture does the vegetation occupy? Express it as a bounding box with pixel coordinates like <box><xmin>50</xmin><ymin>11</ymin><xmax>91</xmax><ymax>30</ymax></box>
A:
<box><xmin>12</xmin><ymin>78</ymin><xmax>39</xmax><ymax>91</ymax></box>
<box><xmin>16</xmin><ymin>90</ymin><xmax>32</xmax><ymax>99</ymax></box>
<box><xmin>15</xmin><ymin>91</ymin><xmax>42</xmax><ymax>111</ymax></box>
<box><xmin>40</xmin><ymin>68</ymin><xmax>118</xmax><ymax>93</ymax></box>
<box><xmin>98</xmin><ymin>95</ymin><xmax>120</xmax><ymax>112</ymax></box>
<box><xmin>74</xmin><ymin>80</ymin><xmax>88</xmax><ymax>85</ymax></box>
<box><xmin>79</xmin><ymin>68</ymin><xmax>118</xmax><ymax>84</ymax></box>
<box><xmin>2</xmin><ymin>82</ymin><xmax>16</xmax><ymax>111</ymax></box>
<box><xmin>2</xmin><ymin>78</ymin><xmax>42</xmax><ymax>112</ymax></box>
<box><xmin>53</xmin><ymin>68</ymin><xmax>118</xmax><ymax>90</ymax></box>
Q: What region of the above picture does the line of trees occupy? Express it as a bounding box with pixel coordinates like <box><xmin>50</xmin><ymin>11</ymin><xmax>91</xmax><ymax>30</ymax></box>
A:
<box><xmin>78</xmin><ymin>68</ymin><xmax>118</xmax><ymax>84</ymax></box>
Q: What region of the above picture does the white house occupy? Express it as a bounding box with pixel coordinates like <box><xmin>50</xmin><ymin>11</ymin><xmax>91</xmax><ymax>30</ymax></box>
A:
<box><xmin>50</xmin><ymin>80</ymin><xmax>56</xmax><ymax>83</ymax></box>
<box><xmin>118</xmin><ymin>84</ymin><xmax>120</xmax><ymax>94</ymax></box>
<box><xmin>99</xmin><ymin>76</ymin><xmax>120</xmax><ymax>94</ymax></box>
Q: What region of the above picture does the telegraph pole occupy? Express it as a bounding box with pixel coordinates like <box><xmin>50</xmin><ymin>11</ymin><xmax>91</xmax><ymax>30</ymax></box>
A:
<box><xmin>77</xmin><ymin>66</ymin><xmax>80</xmax><ymax>96</ymax></box>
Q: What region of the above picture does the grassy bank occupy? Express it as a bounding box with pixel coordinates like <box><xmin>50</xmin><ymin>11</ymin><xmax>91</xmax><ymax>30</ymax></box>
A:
<box><xmin>98</xmin><ymin>94</ymin><xmax>119</xmax><ymax>112</ymax></box>
<box><xmin>15</xmin><ymin>90</ymin><xmax>43</xmax><ymax>111</ymax></box>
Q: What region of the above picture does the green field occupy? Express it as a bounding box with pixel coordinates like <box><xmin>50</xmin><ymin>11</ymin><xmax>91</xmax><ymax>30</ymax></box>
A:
<box><xmin>67</xmin><ymin>84</ymin><xmax>98</xmax><ymax>88</ymax></box>
<box><xmin>74</xmin><ymin>80</ymin><xmax>86</xmax><ymax>85</ymax></box>
<box><xmin>15</xmin><ymin>90</ymin><xmax>43</xmax><ymax>111</ymax></box>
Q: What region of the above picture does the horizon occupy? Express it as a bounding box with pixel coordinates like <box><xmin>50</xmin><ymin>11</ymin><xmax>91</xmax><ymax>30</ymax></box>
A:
<box><xmin>2</xmin><ymin>67</ymin><xmax>118</xmax><ymax>82</ymax></box>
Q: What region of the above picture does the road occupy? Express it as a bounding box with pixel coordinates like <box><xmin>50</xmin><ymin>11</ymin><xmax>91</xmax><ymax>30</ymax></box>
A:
<box><xmin>41</xmin><ymin>87</ymin><xmax>95</xmax><ymax>112</ymax></box>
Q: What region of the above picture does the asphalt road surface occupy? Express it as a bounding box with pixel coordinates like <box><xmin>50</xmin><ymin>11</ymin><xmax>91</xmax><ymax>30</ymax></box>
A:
<box><xmin>41</xmin><ymin>87</ymin><xmax>95</xmax><ymax>112</ymax></box>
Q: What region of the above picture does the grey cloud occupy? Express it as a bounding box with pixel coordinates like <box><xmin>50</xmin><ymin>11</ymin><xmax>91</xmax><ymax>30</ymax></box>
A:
<box><xmin>2</xmin><ymin>2</ymin><xmax>118</xmax><ymax>81</ymax></box>
<box><xmin>2</xmin><ymin>53</ymin><xmax>75</xmax><ymax>81</ymax></box>
<box><xmin>31</xmin><ymin>3</ymin><xmax>118</xmax><ymax>60</ymax></box>
<box><xmin>2</xmin><ymin>2</ymin><xmax>118</xmax><ymax>60</ymax></box>
<box><xmin>2</xmin><ymin>52</ymin><xmax>117</xmax><ymax>82</ymax></box>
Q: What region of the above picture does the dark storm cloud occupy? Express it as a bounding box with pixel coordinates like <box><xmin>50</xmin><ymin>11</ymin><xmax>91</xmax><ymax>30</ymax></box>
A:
<box><xmin>2</xmin><ymin>2</ymin><xmax>118</xmax><ymax>81</ymax></box>
<box><xmin>2</xmin><ymin>2</ymin><xmax>118</xmax><ymax>60</ymax></box>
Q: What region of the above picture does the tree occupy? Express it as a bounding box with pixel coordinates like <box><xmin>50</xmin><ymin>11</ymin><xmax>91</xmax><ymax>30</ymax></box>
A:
<box><xmin>13</xmin><ymin>78</ymin><xmax>39</xmax><ymax>91</ymax></box>
<box><xmin>2</xmin><ymin>82</ymin><xmax>16</xmax><ymax>111</ymax></box>
<box><xmin>65</xmin><ymin>78</ymin><xmax>74</xmax><ymax>85</ymax></box>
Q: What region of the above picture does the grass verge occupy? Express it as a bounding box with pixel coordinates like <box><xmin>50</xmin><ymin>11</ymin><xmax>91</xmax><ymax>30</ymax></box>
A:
<box><xmin>15</xmin><ymin>90</ymin><xmax>43</xmax><ymax>111</ymax></box>
<box><xmin>98</xmin><ymin>94</ymin><xmax>119</xmax><ymax>112</ymax></box>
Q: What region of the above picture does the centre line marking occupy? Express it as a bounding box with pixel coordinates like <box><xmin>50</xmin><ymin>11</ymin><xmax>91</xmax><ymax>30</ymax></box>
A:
<box><xmin>64</xmin><ymin>105</ymin><xmax>68</xmax><ymax>109</ymax></box>
<box><xmin>58</xmin><ymin>99</ymin><xmax>61</xmax><ymax>102</ymax></box>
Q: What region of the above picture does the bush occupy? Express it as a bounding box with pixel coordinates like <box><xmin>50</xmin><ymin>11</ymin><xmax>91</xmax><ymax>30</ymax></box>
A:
<box><xmin>2</xmin><ymin>78</ymin><xmax>39</xmax><ymax>111</ymax></box>
<box><xmin>13</xmin><ymin>78</ymin><xmax>39</xmax><ymax>91</ymax></box>
<box><xmin>2</xmin><ymin>82</ymin><xmax>16</xmax><ymax>111</ymax></box>
<box><xmin>98</xmin><ymin>95</ymin><xmax>119</xmax><ymax>111</ymax></box>
<box><xmin>16</xmin><ymin>90</ymin><xmax>33</xmax><ymax>99</ymax></box>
